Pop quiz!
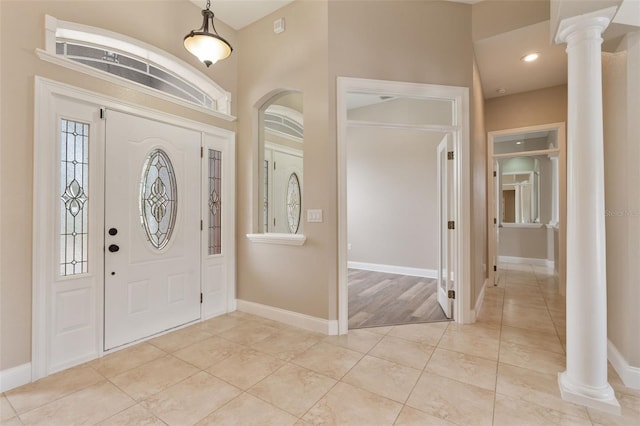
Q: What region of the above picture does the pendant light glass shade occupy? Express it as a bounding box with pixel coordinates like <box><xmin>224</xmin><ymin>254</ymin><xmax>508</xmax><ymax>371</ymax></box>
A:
<box><xmin>184</xmin><ymin>1</ymin><xmax>232</xmax><ymax>67</ymax></box>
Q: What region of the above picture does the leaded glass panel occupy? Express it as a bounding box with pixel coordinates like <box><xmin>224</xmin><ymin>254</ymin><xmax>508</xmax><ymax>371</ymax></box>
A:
<box><xmin>287</xmin><ymin>173</ymin><xmax>301</xmax><ymax>234</ymax></box>
<box><xmin>59</xmin><ymin>119</ymin><xmax>89</xmax><ymax>276</ymax></box>
<box><xmin>263</xmin><ymin>160</ymin><xmax>269</xmax><ymax>232</ymax></box>
<box><xmin>140</xmin><ymin>149</ymin><xmax>177</xmax><ymax>250</ymax></box>
<box><xmin>208</xmin><ymin>149</ymin><xmax>222</xmax><ymax>255</ymax></box>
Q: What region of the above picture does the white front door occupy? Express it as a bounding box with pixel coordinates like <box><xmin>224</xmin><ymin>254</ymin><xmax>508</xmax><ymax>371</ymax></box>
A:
<box><xmin>104</xmin><ymin>110</ymin><xmax>201</xmax><ymax>350</ymax></box>
<box><xmin>437</xmin><ymin>135</ymin><xmax>453</xmax><ymax>318</ymax></box>
<box><xmin>267</xmin><ymin>149</ymin><xmax>303</xmax><ymax>234</ymax></box>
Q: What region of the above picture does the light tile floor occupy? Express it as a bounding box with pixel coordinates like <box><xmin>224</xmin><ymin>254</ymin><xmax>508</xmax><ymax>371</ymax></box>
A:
<box><xmin>2</xmin><ymin>263</ymin><xmax>639</xmax><ymax>425</ymax></box>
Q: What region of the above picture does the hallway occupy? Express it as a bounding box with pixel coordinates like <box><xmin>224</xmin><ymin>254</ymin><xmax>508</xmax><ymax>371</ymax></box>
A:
<box><xmin>2</xmin><ymin>264</ymin><xmax>638</xmax><ymax>425</ymax></box>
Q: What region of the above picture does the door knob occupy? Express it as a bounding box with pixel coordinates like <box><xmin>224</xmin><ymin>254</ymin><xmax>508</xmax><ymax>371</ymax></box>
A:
<box><xmin>108</xmin><ymin>244</ymin><xmax>120</xmax><ymax>253</ymax></box>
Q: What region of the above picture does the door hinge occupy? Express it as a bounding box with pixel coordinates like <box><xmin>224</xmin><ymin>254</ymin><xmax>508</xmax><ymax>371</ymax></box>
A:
<box><xmin>99</xmin><ymin>108</ymin><xmax>105</xmax><ymax>119</ymax></box>
<box><xmin>493</xmin><ymin>170</ymin><xmax>497</xmax><ymax>177</ymax></box>
<box><xmin>448</xmin><ymin>290</ymin><xmax>455</xmax><ymax>299</ymax></box>
<box><xmin>447</xmin><ymin>151</ymin><xmax>454</xmax><ymax>160</ymax></box>
<box><xmin>448</xmin><ymin>221</ymin><xmax>455</xmax><ymax>230</ymax></box>
<box><xmin>201</xmin><ymin>146</ymin><xmax>204</xmax><ymax>158</ymax></box>
<box><xmin>200</xmin><ymin>293</ymin><xmax>203</xmax><ymax>304</ymax></box>
<box><xmin>273</xmin><ymin>218</ymin><xmax>276</xmax><ymax>227</ymax></box>
<box><xmin>493</xmin><ymin>218</ymin><xmax>497</xmax><ymax>225</ymax></box>
<box><xmin>273</xmin><ymin>161</ymin><xmax>277</xmax><ymax>170</ymax></box>
<box><xmin>493</xmin><ymin>265</ymin><xmax>497</xmax><ymax>272</ymax></box>
<box><xmin>200</xmin><ymin>220</ymin><xmax>203</xmax><ymax>231</ymax></box>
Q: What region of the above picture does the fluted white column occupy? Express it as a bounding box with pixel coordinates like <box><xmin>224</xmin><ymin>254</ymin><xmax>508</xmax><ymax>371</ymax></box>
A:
<box><xmin>555</xmin><ymin>7</ymin><xmax>620</xmax><ymax>414</ymax></box>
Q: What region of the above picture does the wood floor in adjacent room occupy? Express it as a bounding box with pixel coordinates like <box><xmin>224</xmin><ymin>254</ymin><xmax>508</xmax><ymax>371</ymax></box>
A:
<box><xmin>348</xmin><ymin>269</ymin><xmax>448</xmax><ymax>329</ymax></box>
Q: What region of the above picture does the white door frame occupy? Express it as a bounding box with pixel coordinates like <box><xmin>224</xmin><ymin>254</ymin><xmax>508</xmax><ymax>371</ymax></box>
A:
<box><xmin>337</xmin><ymin>77</ymin><xmax>472</xmax><ymax>334</ymax></box>
<box><xmin>486</xmin><ymin>122</ymin><xmax>566</xmax><ymax>292</ymax></box>
<box><xmin>33</xmin><ymin>77</ymin><xmax>236</xmax><ymax>380</ymax></box>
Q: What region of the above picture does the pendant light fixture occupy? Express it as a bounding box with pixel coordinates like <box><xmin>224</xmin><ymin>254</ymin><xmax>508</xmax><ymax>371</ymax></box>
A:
<box><xmin>184</xmin><ymin>0</ymin><xmax>232</xmax><ymax>67</ymax></box>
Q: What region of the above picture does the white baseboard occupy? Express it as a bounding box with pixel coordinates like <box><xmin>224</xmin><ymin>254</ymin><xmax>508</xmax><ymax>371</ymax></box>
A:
<box><xmin>499</xmin><ymin>256</ymin><xmax>554</xmax><ymax>268</ymax></box>
<box><xmin>236</xmin><ymin>299</ymin><xmax>338</xmax><ymax>335</ymax></box>
<box><xmin>0</xmin><ymin>362</ymin><xmax>31</xmax><ymax>392</ymax></box>
<box><xmin>608</xmin><ymin>339</ymin><xmax>640</xmax><ymax>389</ymax></box>
<box><xmin>348</xmin><ymin>261</ymin><xmax>437</xmax><ymax>279</ymax></box>
<box><xmin>471</xmin><ymin>279</ymin><xmax>487</xmax><ymax>321</ymax></box>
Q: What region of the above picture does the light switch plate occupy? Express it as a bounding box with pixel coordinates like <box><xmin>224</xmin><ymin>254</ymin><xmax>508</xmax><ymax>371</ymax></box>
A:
<box><xmin>307</xmin><ymin>209</ymin><xmax>323</xmax><ymax>223</ymax></box>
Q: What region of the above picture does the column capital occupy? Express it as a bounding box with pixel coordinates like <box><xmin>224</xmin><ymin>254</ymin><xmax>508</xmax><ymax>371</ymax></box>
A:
<box><xmin>555</xmin><ymin>6</ymin><xmax>617</xmax><ymax>45</ymax></box>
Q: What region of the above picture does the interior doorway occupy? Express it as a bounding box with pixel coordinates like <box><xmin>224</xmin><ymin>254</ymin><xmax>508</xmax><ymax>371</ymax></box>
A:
<box><xmin>345</xmin><ymin>125</ymin><xmax>451</xmax><ymax>329</ymax></box>
<box><xmin>337</xmin><ymin>77</ymin><xmax>472</xmax><ymax>334</ymax></box>
<box><xmin>487</xmin><ymin>123</ymin><xmax>566</xmax><ymax>291</ymax></box>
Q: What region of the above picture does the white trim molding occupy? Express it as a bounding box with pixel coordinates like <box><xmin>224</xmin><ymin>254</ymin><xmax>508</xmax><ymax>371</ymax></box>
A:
<box><xmin>348</xmin><ymin>262</ymin><xmax>437</xmax><ymax>279</ymax></box>
<box><xmin>0</xmin><ymin>363</ymin><xmax>31</xmax><ymax>393</ymax></box>
<box><xmin>246</xmin><ymin>233</ymin><xmax>306</xmax><ymax>246</ymax></box>
<box><xmin>236</xmin><ymin>299</ymin><xmax>338</xmax><ymax>335</ymax></box>
<box><xmin>499</xmin><ymin>256</ymin><xmax>555</xmax><ymax>269</ymax></box>
<box><xmin>608</xmin><ymin>340</ymin><xmax>640</xmax><ymax>389</ymax></box>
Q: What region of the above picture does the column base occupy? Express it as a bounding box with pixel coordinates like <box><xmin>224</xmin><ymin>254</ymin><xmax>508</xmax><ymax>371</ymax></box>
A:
<box><xmin>558</xmin><ymin>371</ymin><xmax>621</xmax><ymax>415</ymax></box>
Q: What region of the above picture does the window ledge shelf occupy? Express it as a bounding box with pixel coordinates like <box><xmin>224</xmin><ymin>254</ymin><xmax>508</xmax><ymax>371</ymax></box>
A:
<box><xmin>501</xmin><ymin>223</ymin><xmax>545</xmax><ymax>229</ymax></box>
<box><xmin>246</xmin><ymin>233</ymin><xmax>306</xmax><ymax>246</ymax></box>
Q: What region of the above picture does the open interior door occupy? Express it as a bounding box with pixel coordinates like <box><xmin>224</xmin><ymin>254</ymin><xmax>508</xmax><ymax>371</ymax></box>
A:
<box><xmin>437</xmin><ymin>135</ymin><xmax>453</xmax><ymax>318</ymax></box>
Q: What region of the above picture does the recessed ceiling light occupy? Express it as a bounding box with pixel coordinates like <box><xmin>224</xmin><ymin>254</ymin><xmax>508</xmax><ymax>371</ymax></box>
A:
<box><xmin>522</xmin><ymin>52</ymin><xmax>539</xmax><ymax>62</ymax></box>
<box><xmin>516</xmin><ymin>141</ymin><xmax>524</xmax><ymax>145</ymax></box>
<box><xmin>496</xmin><ymin>88</ymin><xmax>507</xmax><ymax>95</ymax></box>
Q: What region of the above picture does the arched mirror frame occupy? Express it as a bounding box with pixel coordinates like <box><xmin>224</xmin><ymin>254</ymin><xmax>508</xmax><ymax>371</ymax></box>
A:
<box><xmin>247</xmin><ymin>90</ymin><xmax>306</xmax><ymax>246</ymax></box>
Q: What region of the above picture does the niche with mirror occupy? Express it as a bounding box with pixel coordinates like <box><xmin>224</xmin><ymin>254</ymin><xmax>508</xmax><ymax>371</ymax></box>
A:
<box><xmin>259</xmin><ymin>91</ymin><xmax>304</xmax><ymax>234</ymax></box>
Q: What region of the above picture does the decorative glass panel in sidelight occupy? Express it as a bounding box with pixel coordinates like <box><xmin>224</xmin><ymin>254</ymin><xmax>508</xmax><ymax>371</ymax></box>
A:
<box><xmin>208</xmin><ymin>149</ymin><xmax>222</xmax><ymax>255</ymax></box>
<box><xmin>59</xmin><ymin>119</ymin><xmax>90</xmax><ymax>276</ymax></box>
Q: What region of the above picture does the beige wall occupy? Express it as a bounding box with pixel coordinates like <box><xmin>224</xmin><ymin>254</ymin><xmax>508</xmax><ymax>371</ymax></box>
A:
<box><xmin>484</xmin><ymin>85</ymin><xmax>567</xmax><ymax>132</ymax></box>
<box><xmin>235</xmin><ymin>0</ymin><xmax>331</xmax><ymax>319</ymax></box>
<box><xmin>347</xmin><ymin>127</ymin><xmax>443</xmax><ymax>270</ymax></box>
<box><xmin>0</xmin><ymin>0</ymin><xmax>238</xmax><ymax>371</ymax></box>
<box><xmin>603</xmin><ymin>38</ymin><xmax>640</xmax><ymax>369</ymax></box>
<box><xmin>499</xmin><ymin>227</ymin><xmax>548</xmax><ymax>259</ymax></box>
<box><xmin>472</xmin><ymin>0</ymin><xmax>550</xmax><ymax>41</ymax></box>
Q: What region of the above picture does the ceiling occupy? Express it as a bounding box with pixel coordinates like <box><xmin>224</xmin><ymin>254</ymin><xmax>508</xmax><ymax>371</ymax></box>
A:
<box><xmin>194</xmin><ymin>0</ymin><xmax>635</xmax><ymax>100</ymax></box>
<box><xmin>191</xmin><ymin>0</ymin><xmax>295</xmax><ymax>30</ymax></box>
<box><xmin>474</xmin><ymin>20</ymin><xmax>568</xmax><ymax>99</ymax></box>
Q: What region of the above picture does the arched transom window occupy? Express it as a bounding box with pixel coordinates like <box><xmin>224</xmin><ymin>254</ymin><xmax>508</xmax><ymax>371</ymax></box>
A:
<box><xmin>37</xmin><ymin>15</ymin><xmax>233</xmax><ymax>120</ymax></box>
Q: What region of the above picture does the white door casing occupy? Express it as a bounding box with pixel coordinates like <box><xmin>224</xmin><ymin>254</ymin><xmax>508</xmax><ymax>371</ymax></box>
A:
<box><xmin>104</xmin><ymin>110</ymin><xmax>201</xmax><ymax>351</ymax></box>
<box><xmin>337</xmin><ymin>77</ymin><xmax>471</xmax><ymax>334</ymax></box>
<box><xmin>33</xmin><ymin>77</ymin><xmax>236</xmax><ymax>380</ymax></box>
<box><xmin>486</xmin><ymin>122</ymin><xmax>566</xmax><ymax>288</ymax></box>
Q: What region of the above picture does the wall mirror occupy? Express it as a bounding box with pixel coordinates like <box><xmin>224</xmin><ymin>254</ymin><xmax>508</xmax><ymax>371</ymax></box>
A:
<box><xmin>259</xmin><ymin>91</ymin><xmax>303</xmax><ymax>234</ymax></box>
<box><xmin>493</xmin><ymin>128</ymin><xmax>560</xmax><ymax>227</ymax></box>
<box><xmin>499</xmin><ymin>157</ymin><xmax>540</xmax><ymax>224</ymax></box>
